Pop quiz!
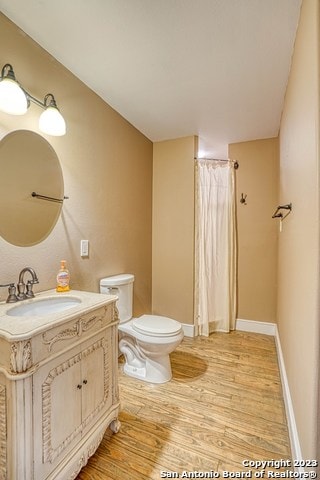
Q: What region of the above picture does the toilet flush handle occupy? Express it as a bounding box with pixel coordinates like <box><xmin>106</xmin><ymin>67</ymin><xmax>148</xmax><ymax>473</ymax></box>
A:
<box><xmin>105</xmin><ymin>287</ymin><xmax>119</xmax><ymax>295</ymax></box>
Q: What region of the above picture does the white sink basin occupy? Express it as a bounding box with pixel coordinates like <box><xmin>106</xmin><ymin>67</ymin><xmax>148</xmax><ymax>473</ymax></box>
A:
<box><xmin>7</xmin><ymin>296</ymin><xmax>82</xmax><ymax>317</ymax></box>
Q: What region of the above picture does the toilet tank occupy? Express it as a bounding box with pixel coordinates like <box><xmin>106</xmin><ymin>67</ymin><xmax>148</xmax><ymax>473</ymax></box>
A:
<box><xmin>100</xmin><ymin>273</ymin><xmax>134</xmax><ymax>323</ymax></box>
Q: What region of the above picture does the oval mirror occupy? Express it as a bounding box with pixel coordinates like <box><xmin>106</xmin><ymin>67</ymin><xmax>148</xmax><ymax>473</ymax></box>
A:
<box><xmin>0</xmin><ymin>130</ymin><xmax>64</xmax><ymax>246</ymax></box>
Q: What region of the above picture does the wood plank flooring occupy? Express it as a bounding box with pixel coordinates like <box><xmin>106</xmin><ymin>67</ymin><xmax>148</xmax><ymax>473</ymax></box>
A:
<box><xmin>77</xmin><ymin>331</ymin><xmax>291</xmax><ymax>479</ymax></box>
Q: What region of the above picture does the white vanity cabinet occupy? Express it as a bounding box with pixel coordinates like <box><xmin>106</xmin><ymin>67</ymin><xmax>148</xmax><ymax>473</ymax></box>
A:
<box><xmin>0</xmin><ymin>290</ymin><xmax>120</xmax><ymax>480</ymax></box>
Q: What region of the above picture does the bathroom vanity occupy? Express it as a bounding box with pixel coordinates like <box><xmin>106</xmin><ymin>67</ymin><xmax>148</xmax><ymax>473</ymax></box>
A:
<box><xmin>0</xmin><ymin>289</ymin><xmax>120</xmax><ymax>480</ymax></box>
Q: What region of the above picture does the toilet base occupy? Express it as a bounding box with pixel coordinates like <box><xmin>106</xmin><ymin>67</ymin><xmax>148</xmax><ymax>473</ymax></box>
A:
<box><xmin>122</xmin><ymin>354</ymin><xmax>172</xmax><ymax>384</ymax></box>
<box><xmin>119</xmin><ymin>334</ymin><xmax>174</xmax><ymax>383</ymax></box>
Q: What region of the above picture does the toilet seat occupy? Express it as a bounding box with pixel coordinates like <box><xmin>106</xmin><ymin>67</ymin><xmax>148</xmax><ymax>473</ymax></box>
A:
<box><xmin>132</xmin><ymin>315</ymin><xmax>182</xmax><ymax>337</ymax></box>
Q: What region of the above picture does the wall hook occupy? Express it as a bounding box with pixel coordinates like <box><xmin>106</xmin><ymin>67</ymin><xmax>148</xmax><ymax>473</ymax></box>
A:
<box><xmin>240</xmin><ymin>193</ymin><xmax>247</xmax><ymax>205</ymax></box>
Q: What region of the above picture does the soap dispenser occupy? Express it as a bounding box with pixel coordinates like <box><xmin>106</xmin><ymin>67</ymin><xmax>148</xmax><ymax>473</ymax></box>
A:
<box><xmin>56</xmin><ymin>260</ymin><xmax>70</xmax><ymax>292</ymax></box>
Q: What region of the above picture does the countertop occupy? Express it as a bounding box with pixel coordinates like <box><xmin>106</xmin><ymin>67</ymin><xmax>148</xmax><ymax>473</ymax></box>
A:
<box><xmin>0</xmin><ymin>289</ymin><xmax>118</xmax><ymax>341</ymax></box>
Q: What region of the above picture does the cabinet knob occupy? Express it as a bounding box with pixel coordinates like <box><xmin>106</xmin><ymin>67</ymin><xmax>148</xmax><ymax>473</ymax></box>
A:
<box><xmin>77</xmin><ymin>384</ymin><xmax>82</xmax><ymax>389</ymax></box>
<box><xmin>83</xmin><ymin>379</ymin><xmax>88</xmax><ymax>385</ymax></box>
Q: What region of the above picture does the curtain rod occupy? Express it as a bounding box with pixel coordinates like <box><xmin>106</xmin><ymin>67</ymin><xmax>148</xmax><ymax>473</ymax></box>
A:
<box><xmin>194</xmin><ymin>158</ymin><xmax>239</xmax><ymax>169</ymax></box>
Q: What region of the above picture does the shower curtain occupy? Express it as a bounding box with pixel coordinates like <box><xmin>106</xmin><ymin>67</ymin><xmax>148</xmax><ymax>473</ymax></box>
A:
<box><xmin>195</xmin><ymin>159</ymin><xmax>237</xmax><ymax>336</ymax></box>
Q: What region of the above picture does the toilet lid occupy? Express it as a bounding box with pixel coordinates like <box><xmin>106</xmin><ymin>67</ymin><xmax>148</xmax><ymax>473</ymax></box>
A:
<box><xmin>132</xmin><ymin>315</ymin><xmax>182</xmax><ymax>337</ymax></box>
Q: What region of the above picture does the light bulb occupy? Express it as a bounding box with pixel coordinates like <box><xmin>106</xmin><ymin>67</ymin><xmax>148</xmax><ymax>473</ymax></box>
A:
<box><xmin>0</xmin><ymin>77</ymin><xmax>28</xmax><ymax>115</ymax></box>
<box><xmin>39</xmin><ymin>106</ymin><xmax>66</xmax><ymax>136</ymax></box>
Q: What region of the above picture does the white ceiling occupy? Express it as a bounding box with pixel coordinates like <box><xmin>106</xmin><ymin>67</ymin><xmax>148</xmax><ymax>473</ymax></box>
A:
<box><xmin>0</xmin><ymin>0</ymin><xmax>301</xmax><ymax>158</ymax></box>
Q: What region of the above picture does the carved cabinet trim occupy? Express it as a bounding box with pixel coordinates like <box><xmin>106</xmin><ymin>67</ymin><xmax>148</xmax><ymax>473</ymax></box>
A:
<box><xmin>10</xmin><ymin>339</ymin><xmax>32</xmax><ymax>374</ymax></box>
<box><xmin>42</xmin><ymin>309</ymin><xmax>107</xmax><ymax>352</ymax></box>
<box><xmin>0</xmin><ymin>384</ymin><xmax>6</xmax><ymax>480</ymax></box>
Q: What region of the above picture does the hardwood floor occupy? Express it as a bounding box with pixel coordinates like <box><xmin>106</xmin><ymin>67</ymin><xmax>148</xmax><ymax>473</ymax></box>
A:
<box><xmin>77</xmin><ymin>331</ymin><xmax>291</xmax><ymax>479</ymax></box>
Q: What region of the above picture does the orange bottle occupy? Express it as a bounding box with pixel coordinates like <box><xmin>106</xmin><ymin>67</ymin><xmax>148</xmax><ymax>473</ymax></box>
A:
<box><xmin>56</xmin><ymin>260</ymin><xmax>70</xmax><ymax>292</ymax></box>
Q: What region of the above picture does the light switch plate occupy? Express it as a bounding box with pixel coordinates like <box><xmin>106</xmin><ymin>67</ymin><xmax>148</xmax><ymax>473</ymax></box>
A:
<box><xmin>80</xmin><ymin>239</ymin><xmax>89</xmax><ymax>257</ymax></box>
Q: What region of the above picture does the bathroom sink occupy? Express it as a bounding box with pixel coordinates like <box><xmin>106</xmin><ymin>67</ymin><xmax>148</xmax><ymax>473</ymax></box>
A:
<box><xmin>7</xmin><ymin>296</ymin><xmax>82</xmax><ymax>317</ymax></box>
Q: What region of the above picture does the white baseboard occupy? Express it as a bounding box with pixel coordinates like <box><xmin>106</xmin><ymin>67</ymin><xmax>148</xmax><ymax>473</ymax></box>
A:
<box><xmin>236</xmin><ymin>317</ymin><xmax>302</xmax><ymax>467</ymax></box>
<box><xmin>182</xmin><ymin>322</ymin><xmax>196</xmax><ymax>337</ymax></box>
<box><xmin>274</xmin><ymin>325</ymin><xmax>303</xmax><ymax>469</ymax></box>
<box><xmin>236</xmin><ymin>318</ymin><xmax>276</xmax><ymax>336</ymax></box>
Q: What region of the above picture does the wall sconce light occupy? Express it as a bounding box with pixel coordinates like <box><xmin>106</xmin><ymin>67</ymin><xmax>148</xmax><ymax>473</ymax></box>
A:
<box><xmin>0</xmin><ymin>63</ymin><xmax>66</xmax><ymax>136</ymax></box>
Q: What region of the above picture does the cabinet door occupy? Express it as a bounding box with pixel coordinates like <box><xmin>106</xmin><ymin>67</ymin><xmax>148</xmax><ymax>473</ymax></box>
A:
<box><xmin>33</xmin><ymin>348</ymin><xmax>82</xmax><ymax>480</ymax></box>
<box><xmin>49</xmin><ymin>356</ymin><xmax>82</xmax><ymax>453</ymax></box>
<box><xmin>80</xmin><ymin>332</ymin><xmax>113</xmax><ymax>434</ymax></box>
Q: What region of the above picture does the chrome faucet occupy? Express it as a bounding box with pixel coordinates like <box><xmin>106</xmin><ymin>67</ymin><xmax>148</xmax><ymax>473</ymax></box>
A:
<box><xmin>17</xmin><ymin>267</ymin><xmax>39</xmax><ymax>300</ymax></box>
<box><xmin>0</xmin><ymin>267</ymin><xmax>39</xmax><ymax>303</ymax></box>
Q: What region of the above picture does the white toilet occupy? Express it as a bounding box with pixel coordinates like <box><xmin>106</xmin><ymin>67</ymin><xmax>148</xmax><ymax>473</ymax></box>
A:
<box><xmin>100</xmin><ymin>274</ymin><xmax>184</xmax><ymax>384</ymax></box>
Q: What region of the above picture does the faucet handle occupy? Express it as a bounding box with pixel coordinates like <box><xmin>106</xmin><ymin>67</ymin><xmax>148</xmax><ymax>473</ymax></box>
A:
<box><xmin>7</xmin><ymin>284</ymin><xmax>18</xmax><ymax>303</ymax></box>
<box><xmin>26</xmin><ymin>280</ymin><xmax>35</xmax><ymax>298</ymax></box>
<box><xmin>0</xmin><ymin>283</ymin><xmax>18</xmax><ymax>303</ymax></box>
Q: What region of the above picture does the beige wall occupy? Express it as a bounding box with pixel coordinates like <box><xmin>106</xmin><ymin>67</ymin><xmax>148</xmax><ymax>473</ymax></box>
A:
<box><xmin>278</xmin><ymin>0</ymin><xmax>319</xmax><ymax>458</ymax></box>
<box><xmin>0</xmin><ymin>14</ymin><xmax>153</xmax><ymax>316</ymax></box>
<box><xmin>152</xmin><ymin>136</ymin><xmax>196</xmax><ymax>325</ymax></box>
<box><xmin>229</xmin><ymin>138</ymin><xmax>279</xmax><ymax>323</ymax></box>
